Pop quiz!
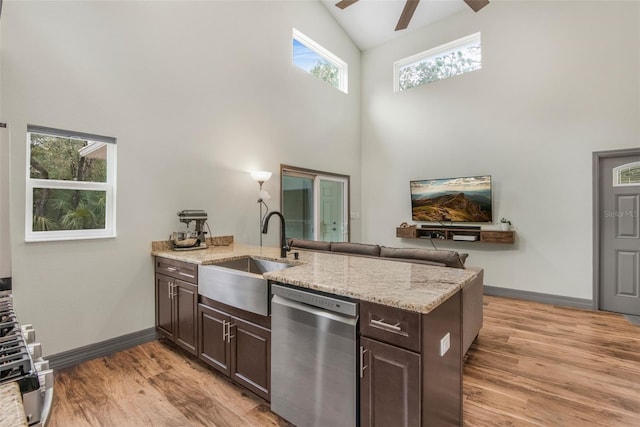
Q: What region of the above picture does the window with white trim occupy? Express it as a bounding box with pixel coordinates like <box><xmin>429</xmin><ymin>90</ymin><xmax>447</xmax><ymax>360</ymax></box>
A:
<box><xmin>394</xmin><ymin>32</ymin><xmax>481</xmax><ymax>92</ymax></box>
<box><xmin>26</xmin><ymin>125</ymin><xmax>117</xmax><ymax>242</ymax></box>
<box><xmin>292</xmin><ymin>28</ymin><xmax>348</xmax><ymax>93</ymax></box>
<box><xmin>613</xmin><ymin>162</ymin><xmax>640</xmax><ymax>186</ymax></box>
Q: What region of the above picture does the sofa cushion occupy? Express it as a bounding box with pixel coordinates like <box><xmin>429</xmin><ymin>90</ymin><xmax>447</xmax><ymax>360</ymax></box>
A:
<box><xmin>380</xmin><ymin>246</ymin><xmax>466</xmax><ymax>269</ymax></box>
<box><xmin>385</xmin><ymin>257</ymin><xmax>447</xmax><ymax>267</ymax></box>
<box><xmin>288</xmin><ymin>239</ymin><xmax>331</xmax><ymax>251</ymax></box>
<box><xmin>330</xmin><ymin>242</ymin><xmax>381</xmax><ymax>257</ymax></box>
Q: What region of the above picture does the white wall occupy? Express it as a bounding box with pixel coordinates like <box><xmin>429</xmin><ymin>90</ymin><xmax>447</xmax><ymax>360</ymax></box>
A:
<box><xmin>0</xmin><ymin>11</ymin><xmax>9</xmax><ymax>280</ymax></box>
<box><xmin>361</xmin><ymin>1</ymin><xmax>640</xmax><ymax>299</ymax></box>
<box><xmin>1</xmin><ymin>1</ymin><xmax>361</xmax><ymax>355</ymax></box>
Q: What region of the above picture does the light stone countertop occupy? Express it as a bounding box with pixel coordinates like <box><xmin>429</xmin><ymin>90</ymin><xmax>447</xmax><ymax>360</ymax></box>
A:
<box><xmin>151</xmin><ymin>243</ymin><xmax>480</xmax><ymax>314</ymax></box>
<box><xmin>0</xmin><ymin>382</ymin><xmax>28</xmax><ymax>427</ymax></box>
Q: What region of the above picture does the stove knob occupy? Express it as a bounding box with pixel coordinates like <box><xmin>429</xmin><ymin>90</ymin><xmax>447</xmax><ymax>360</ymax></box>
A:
<box><xmin>28</xmin><ymin>342</ymin><xmax>42</xmax><ymax>360</ymax></box>
<box><xmin>35</xmin><ymin>360</ymin><xmax>50</xmax><ymax>371</ymax></box>
<box><xmin>38</xmin><ymin>368</ymin><xmax>54</xmax><ymax>392</ymax></box>
<box><xmin>22</xmin><ymin>325</ymin><xmax>36</xmax><ymax>343</ymax></box>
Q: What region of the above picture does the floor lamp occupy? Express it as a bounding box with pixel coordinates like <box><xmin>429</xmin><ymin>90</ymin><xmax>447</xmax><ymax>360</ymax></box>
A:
<box><xmin>250</xmin><ymin>171</ymin><xmax>272</xmax><ymax>247</ymax></box>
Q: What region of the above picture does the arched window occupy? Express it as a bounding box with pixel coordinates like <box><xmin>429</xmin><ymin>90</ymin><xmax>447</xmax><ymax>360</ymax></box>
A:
<box><xmin>613</xmin><ymin>162</ymin><xmax>640</xmax><ymax>186</ymax></box>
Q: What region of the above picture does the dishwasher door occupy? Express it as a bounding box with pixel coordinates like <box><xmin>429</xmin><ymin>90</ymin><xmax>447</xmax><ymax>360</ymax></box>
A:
<box><xmin>271</xmin><ymin>285</ymin><xmax>358</xmax><ymax>427</ymax></box>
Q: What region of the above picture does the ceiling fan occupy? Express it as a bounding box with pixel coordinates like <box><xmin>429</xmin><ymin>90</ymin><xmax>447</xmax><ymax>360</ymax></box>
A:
<box><xmin>335</xmin><ymin>0</ymin><xmax>489</xmax><ymax>31</ymax></box>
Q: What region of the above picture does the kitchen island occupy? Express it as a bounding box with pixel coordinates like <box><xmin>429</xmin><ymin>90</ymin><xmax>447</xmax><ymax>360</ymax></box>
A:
<box><xmin>152</xmin><ymin>241</ymin><xmax>482</xmax><ymax>426</ymax></box>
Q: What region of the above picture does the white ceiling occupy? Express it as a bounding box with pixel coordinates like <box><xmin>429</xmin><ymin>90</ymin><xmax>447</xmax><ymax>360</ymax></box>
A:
<box><xmin>320</xmin><ymin>0</ymin><xmax>470</xmax><ymax>51</ymax></box>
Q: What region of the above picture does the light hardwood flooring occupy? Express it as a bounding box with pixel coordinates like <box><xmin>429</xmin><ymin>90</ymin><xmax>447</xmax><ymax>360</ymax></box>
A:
<box><xmin>47</xmin><ymin>296</ymin><xmax>640</xmax><ymax>426</ymax></box>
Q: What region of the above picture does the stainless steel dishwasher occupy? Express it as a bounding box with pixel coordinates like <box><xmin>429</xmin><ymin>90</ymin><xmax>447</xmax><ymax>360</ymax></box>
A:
<box><xmin>271</xmin><ymin>284</ymin><xmax>359</xmax><ymax>427</ymax></box>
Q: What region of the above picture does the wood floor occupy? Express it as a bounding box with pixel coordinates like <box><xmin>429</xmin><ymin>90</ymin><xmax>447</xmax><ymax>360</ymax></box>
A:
<box><xmin>47</xmin><ymin>296</ymin><xmax>640</xmax><ymax>426</ymax></box>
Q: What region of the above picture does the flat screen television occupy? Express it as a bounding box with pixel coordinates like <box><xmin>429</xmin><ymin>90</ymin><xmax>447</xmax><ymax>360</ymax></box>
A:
<box><xmin>410</xmin><ymin>175</ymin><xmax>493</xmax><ymax>223</ymax></box>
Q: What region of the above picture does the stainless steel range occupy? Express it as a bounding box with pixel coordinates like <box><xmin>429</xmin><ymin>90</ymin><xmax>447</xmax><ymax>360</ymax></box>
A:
<box><xmin>0</xmin><ymin>292</ymin><xmax>53</xmax><ymax>426</ymax></box>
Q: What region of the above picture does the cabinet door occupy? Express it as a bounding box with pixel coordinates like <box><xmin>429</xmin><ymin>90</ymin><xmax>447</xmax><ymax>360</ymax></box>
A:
<box><xmin>155</xmin><ymin>274</ymin><xmax>175</xmax><ymax>341</ymax></box>
<box><xmin>360</xmin><ymin>337</ymin><xmax>421</xmax><ymax>427</ymax></box>
<box><xmin>174</xmin><ymin>280</ymin><xmax>198</xmax><ymax>356</ymax></box>
<box><xmin>230</xmin><ymin>317</ymin><xmax>271</xmax><ymax>401</ymax></box>
<box><xmin>198</xmin><ymin>304</ymin><xmax>231</xmax><ymax>376</ymax></box>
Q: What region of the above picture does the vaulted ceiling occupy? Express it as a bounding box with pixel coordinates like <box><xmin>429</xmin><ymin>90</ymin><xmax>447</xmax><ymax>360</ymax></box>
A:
<box><xmin>320</xmin><ymin>0</ymin><xmax>486</xmax><ymax>50</ymax></box>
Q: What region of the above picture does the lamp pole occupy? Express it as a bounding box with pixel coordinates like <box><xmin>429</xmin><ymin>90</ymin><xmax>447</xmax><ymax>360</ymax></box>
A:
<box><xmin>258</xmin><ymin>181</ymin><xmax>265</xmax><ymax>247</ymax></box>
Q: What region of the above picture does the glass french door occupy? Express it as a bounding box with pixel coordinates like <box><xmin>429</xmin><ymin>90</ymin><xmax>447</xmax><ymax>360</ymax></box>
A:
<box><xmin>281</xmin><ymin>167</ymin><xmax>349</xmax><ymax>242</ymax></box>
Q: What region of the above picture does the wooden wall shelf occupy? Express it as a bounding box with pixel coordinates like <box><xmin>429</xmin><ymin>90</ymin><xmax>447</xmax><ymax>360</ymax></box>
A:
<box><xmin>396</xmin><ymin>226</ymin><xmax>515</xmax><ymax>244</ymax></box>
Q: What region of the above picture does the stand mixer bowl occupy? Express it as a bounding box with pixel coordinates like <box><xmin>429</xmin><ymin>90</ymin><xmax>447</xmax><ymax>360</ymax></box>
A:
<box><xmin>170</xmin><ymin>231</ymin><xmax>200</xmax><ymax>248</ymax></box>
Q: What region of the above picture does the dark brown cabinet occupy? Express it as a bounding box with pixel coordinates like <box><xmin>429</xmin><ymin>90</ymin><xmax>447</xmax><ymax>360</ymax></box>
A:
<box><xmin>360</xmin><ymin>337</ymin><xmax>421</xmax><ymax>427</ymax></box>
<box><xmin>360</xmin><ymin>291</ymin><xmax>463</xmax><ymax>427</ymax></box>
<box><xmin>155</xmin><ymin>258</ymin><xmax>198</xmax><ymax>356</ymax></box>
<box><xmin>198</xmin><ymin>303</ymin><xmax>271</xmax><ymax>401</ymax></box>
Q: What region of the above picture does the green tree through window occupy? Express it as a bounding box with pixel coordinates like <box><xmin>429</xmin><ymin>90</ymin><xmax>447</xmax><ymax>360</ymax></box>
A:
<box><xmin>30</xmin><ymin>134</ymin><xmax>107</xmax><ymax>231</ymax></box>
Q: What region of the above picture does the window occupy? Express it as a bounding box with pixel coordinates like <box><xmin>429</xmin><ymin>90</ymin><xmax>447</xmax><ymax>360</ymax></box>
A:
<box><xmin>26</xmin><ymin>125</ymin><xmax>117</xmax><ymax>242</ymax></box>
<box><xmin>394</xmin><ymin>32</ymin><xmax>481</xmax><ymax>92</ymax></box>
<box><xmin>613</xmin><ymin>162</ymin><xmax>640</xmax><ymax>186</ymax></box>
<box><xmin>292</xmin><ymin>28</ymin><xmax>348</xmax><ymax>93</ymax></box>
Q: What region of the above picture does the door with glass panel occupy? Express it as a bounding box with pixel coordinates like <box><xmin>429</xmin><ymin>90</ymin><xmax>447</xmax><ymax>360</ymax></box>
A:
<box><xmin>281</xmin><ymin>167</ymin><xmax>349</xmax><ymax>243</ymax></box>
<box><xmin>597</xmin><ymin>151</ymin><xmax>640</xmax><ymax>315</ymax></box>
<box><xmin>282</xmin><ymin>174</ymin><xmax>314</xmax><ymax>240</ymax></box>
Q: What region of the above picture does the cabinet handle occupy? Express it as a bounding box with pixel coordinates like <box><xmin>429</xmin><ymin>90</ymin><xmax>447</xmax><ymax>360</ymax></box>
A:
<box><xmin>166</xmin><ymin>267</ymin><xmax>178</xmax><ymax>272</ymax></box>
<box><xmin>370</xmin><ymin>318</ymin><xmax>402</xmax><ymax>332</ymax></box>
<box><xmin>168</xmin><ymin>282</ymin><xmax>174</xmax><ymax>299</ymax></box>
<box><xmin>226</xmin><ymin>323</ymin><xmax>235</xmax><ymax>343</ymax></box>
<box><xmin>359</xmin><ymin>345</ymin><xmax>368</xmax><ymax>378</ymax></box>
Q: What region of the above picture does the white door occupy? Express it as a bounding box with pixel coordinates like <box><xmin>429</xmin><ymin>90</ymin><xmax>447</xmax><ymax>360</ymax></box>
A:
<box><xmin>318</xmin><ymin>177</ymin><xmax>348</xmax><ymax>242</ymax></box>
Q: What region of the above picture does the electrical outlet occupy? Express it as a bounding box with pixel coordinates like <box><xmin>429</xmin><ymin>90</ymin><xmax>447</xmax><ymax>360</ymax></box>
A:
<box><xmin>439</xmin><ymin>332</ymin><xmax>450</xmax><ymax>357</ymax></box>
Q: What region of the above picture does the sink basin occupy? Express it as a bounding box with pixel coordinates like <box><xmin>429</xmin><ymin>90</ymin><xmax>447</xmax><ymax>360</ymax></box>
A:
<box><xmin>210</xmin><ymin>257</ymin><xmax>293</xmax><ymax>275</ymax></box>
<box><xmin>198</xmin><ymin>256</ymin><xmax>293</xmax><ymax>316</ymax></box>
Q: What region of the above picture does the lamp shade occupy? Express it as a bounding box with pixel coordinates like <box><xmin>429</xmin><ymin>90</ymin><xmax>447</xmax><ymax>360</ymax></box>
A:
<box><xmin>250</xmin><ymin>170</ymin><xmax>272</xmax><ymax>183</ymax></box>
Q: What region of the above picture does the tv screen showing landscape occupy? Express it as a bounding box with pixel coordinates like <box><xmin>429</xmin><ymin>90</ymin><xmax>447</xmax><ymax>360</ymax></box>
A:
<box><xmin>410</xmin><ymin>175</ymin><xmax>493</xmax><ymax>223</ymax></box>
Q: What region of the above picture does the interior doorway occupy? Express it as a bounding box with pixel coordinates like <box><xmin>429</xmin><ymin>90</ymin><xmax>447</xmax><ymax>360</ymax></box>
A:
<box><xmin>594</xmin><ymin>148</ymin><xmax>640</xmax><ymax>315</ymax></box>
<box><xmin>281</xmin><ymin>165</ymin><xmax>349</xmax><ymax>243</ymax></box>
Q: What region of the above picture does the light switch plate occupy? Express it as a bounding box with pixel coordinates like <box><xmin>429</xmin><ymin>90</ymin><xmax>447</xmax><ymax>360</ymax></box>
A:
<box><xmin>440</xmin><ymin>332</ymin><xmax>450</xmax><ymax>357</ymax></box>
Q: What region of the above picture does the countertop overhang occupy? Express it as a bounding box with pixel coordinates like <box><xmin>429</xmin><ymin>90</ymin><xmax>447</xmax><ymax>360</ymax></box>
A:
<box><xmin>152</xmin><ymin>243</ymin><xmax>481</xmax><ymax>314</ymax></box>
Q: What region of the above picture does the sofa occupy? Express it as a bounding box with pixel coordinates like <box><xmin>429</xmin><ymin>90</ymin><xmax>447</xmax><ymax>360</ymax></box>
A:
<box><xmin>288</xmin><ymin>239</ymin><xmax>483</xmax><ymax>354</ymax></box>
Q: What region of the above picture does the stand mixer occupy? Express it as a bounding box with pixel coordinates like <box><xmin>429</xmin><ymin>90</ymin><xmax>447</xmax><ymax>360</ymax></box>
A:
<box><xmin>171</xmin><ymin>210</ymin><xmax>208</xmax><ymax>250</ymax></box>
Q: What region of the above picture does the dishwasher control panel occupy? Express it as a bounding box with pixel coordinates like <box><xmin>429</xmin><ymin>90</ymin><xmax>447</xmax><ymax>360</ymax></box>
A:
<box><xmin>271</xmin><ymin>284</ymin><xmax>358</xmax><ymax>317</ymax></box>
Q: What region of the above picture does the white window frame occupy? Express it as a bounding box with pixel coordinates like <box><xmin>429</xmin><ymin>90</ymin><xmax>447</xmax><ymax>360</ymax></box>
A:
<box><xmin>393</xmin><ymin>32</ymin><xmax>481</xmax><ymax>92</ymax></box>
<box><xmin>613</xmin><ymin>162</ymin><xmax>640</xmax><ymax>187</ymax></box>
<box><xmin>292</xmin><ymin>28</ymin><xmax>348</xmax><ymax>94</ymax></box>
<box><xmin>25</xmin><ymin>126</ymin><xmax>117</xmax><ymax>242</ymax></box>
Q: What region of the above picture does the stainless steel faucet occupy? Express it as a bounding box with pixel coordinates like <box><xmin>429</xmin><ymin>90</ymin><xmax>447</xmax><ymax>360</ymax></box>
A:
<box><xmin>262</xmin><ymin>211</ymin><xmax>290</xmax><ymax>258</ymax></box>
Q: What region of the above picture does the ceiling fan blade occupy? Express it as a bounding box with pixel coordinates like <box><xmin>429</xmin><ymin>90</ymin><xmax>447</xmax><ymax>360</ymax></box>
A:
<box><xmin>395</xmin><ymin>0</ymin><xmax>420</xmax><ymax>31</ymax></box>
<box><xmin>335</xmin><ymin>0</ymin><xmax>359</xmax><ymax>9</ymax></box>
<box><xmin>463</xmin><ymin>0</ymin><xmax>490</xmax><ymax>13</ymax></box>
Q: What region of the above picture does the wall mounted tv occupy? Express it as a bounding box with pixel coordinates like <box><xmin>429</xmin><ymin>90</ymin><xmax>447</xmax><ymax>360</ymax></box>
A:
<box><xmin>410</xmin><ymin>175</ymin><xmax>493</xmax><ymax>223</ymax></box>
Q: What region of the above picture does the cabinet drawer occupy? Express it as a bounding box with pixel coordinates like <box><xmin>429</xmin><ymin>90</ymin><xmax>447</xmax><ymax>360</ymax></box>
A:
<box><xmin>155</xmin><ymin>257</ymin><xmax>198</xmax><ymax>284</ymax></box>
<box><xmin>480</xmin><ymin>231</ymin><xmax>514</xmax><ymax>243</ymax></box>
<box><xmin>360</xmin><ymin>301</ymin><xmax>421</xmax><ymax>352</ymax></box>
